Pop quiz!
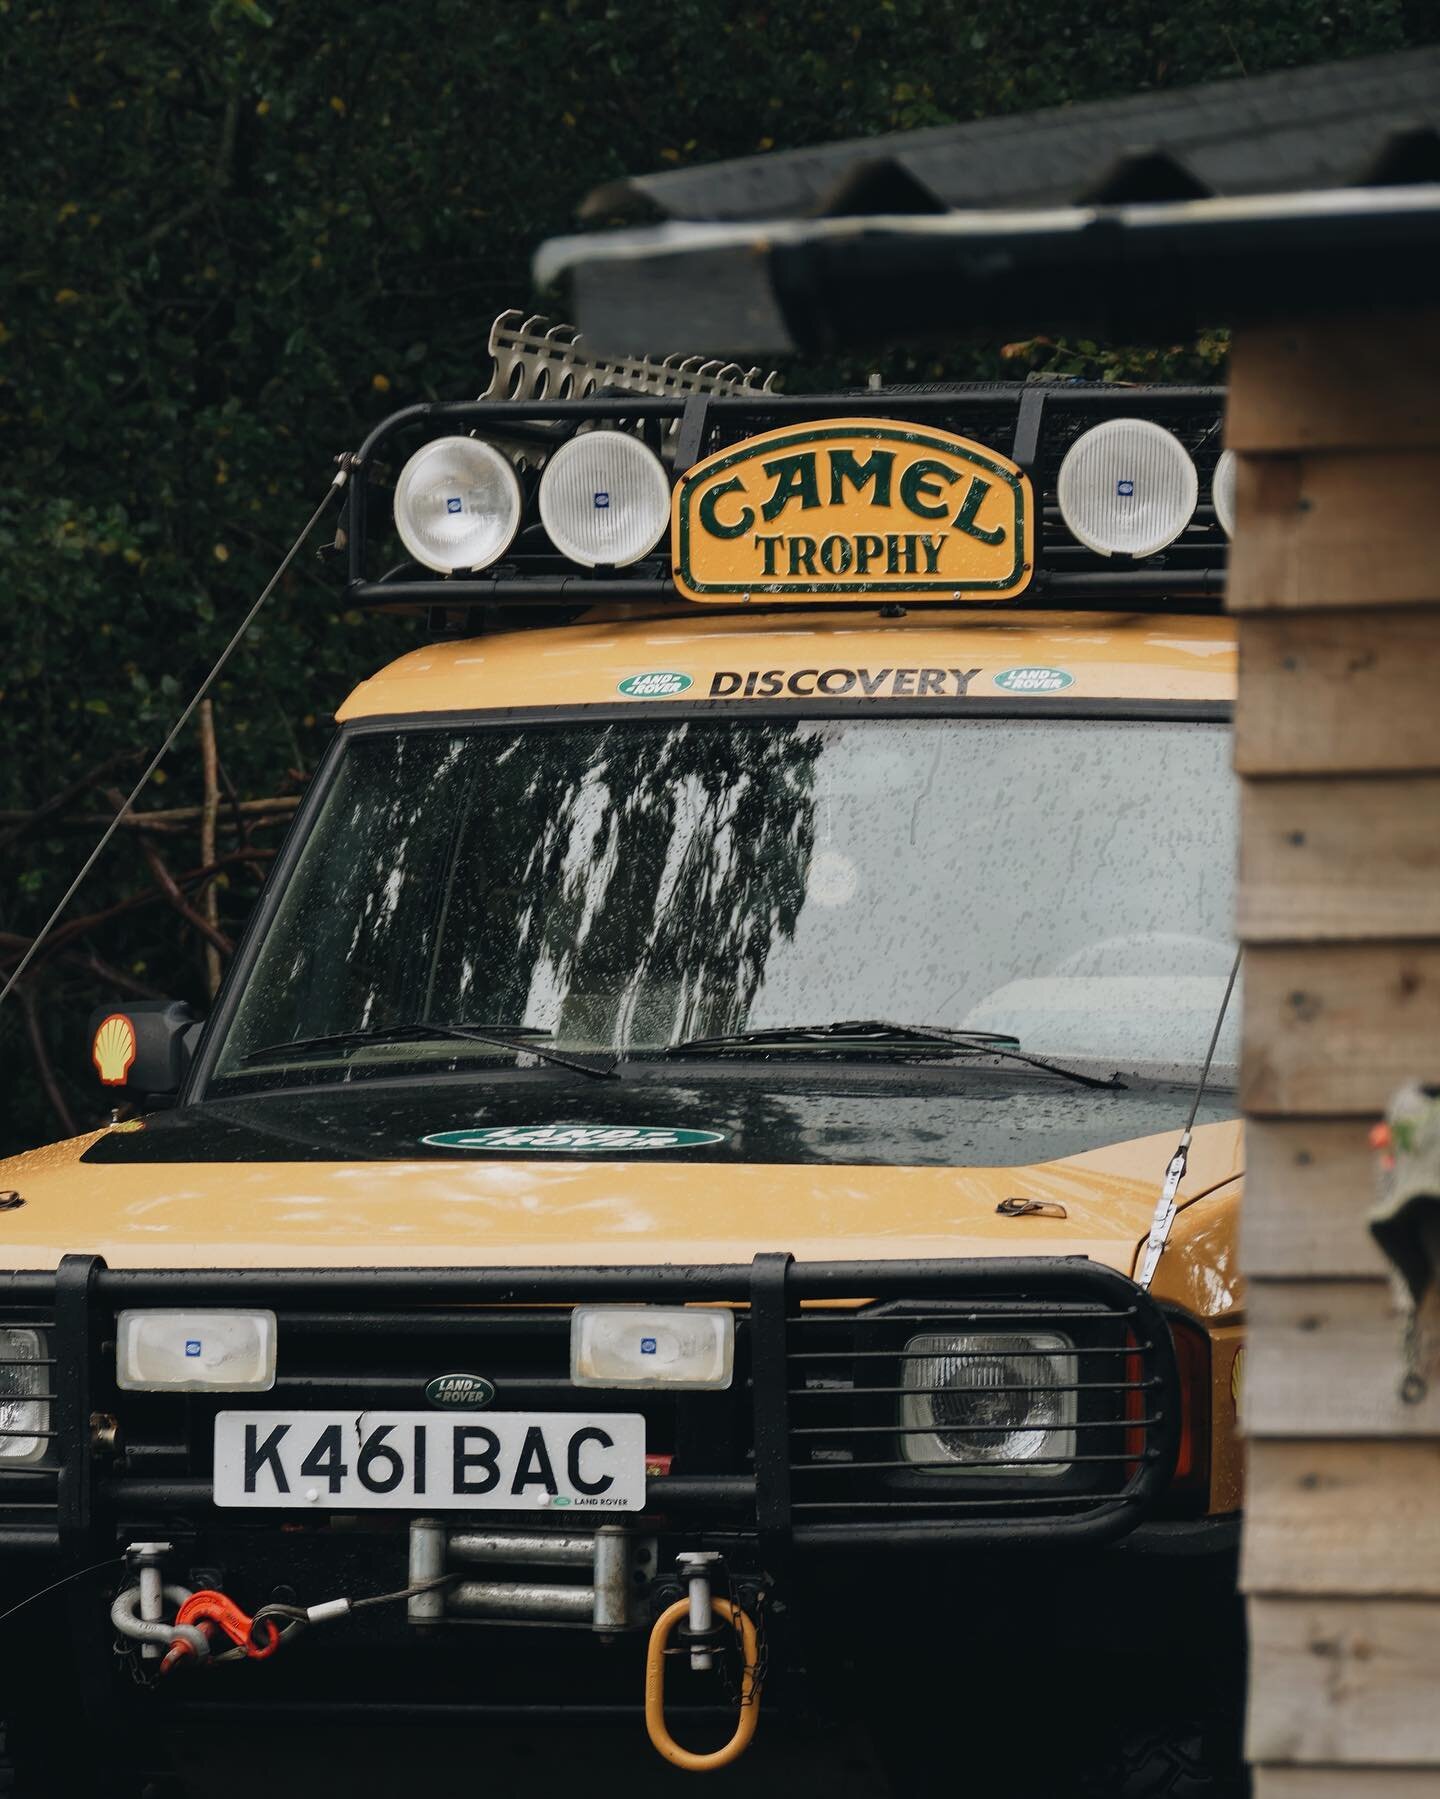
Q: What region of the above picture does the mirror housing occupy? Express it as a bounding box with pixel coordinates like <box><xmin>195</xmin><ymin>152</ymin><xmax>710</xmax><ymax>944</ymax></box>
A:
<box><xmin>89</xmin><ymin>1001</ymin><xmax>203</xmax><ymax>1100</ymax></box>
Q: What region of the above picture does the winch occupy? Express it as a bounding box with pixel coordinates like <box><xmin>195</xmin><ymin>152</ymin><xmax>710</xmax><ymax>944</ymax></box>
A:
<box><xmin>108</xmin><ymin>1531</ymin><xmax>766</xmax><ymax>1773</ymax></box>
<box><xmin>405</xmin><ymin>1517</ymin><xmax>656</xmax><ymax>1632</ymax></box>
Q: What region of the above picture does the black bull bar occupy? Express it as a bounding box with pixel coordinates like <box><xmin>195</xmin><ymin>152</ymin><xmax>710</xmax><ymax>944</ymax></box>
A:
<box><xmin>0</xmin><ymin>1253</ymin><xmax>1180</xmax><ymax>1555</ymax></box>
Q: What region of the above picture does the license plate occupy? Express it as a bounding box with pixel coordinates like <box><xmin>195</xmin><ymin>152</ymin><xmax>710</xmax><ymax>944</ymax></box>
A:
<box><xmin>213</xmin><ymin>1410</ymin><xmax>647</xmax><ymax>1511</ymax></box>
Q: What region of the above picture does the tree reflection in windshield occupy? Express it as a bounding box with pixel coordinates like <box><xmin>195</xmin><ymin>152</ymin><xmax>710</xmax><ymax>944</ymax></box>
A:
<box><xmin>436</xmin><ymin>722</ymin><xmax>823</xmax><ymax>1049</ymax></box>
<box><xmin>214</xmin><ymin>715</ymin><xmax>1238</xmax><ymax>1089</ymax></box>
<box><xmin>221</xmin><ymin>721</ymin><xmax>822</xmax><ymax>1067</ymax></box>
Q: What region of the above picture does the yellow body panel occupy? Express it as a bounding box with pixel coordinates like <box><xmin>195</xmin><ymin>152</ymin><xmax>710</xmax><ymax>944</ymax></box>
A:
<box><xmin>337</xmin><ymin>606</ymin><xmax>1237</xmax><ymax>718</ymax></box>
<box><xmin>0</xmin><ymin>1116</ymin><xmax>1241</xmax><ymax>1276</ymax></box>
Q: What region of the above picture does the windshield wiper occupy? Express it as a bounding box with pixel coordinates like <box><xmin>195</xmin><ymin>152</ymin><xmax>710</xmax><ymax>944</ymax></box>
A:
<box><xmin>664</xmin><ymin>1019</ymin><xmax>1123</xmax><ymax>1091</ymax></box>
<box><xmin>240</xmin><ymin>1022</ymin><xmax>617</xmax><ymax>1080</ymax></box>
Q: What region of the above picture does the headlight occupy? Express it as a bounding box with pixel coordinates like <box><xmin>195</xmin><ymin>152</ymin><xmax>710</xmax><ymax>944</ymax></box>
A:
<box><xmin>0</xmin><ymin>1327</ymin><xmax>49</xmax><ymax>1463</ymax></box>
<box><xmin>116</xmin><ymin>1310</ymin><xmax>277</xmax><ymax>1392</ymax></box>
<box><xmin>900</xmin><ymin>1331</ymin><xmax>1076</xmax><ymax>1476</ymax></box>
<box><xmin>392</xmin><ymin>435</ymin><xmax>523</xmax><ymax>573</ymax></box>
<box><xmin>570</xmin><ymin>1305</ymin><xmax>733</xmax><ymax>1389</ymax></box>
<box><xmin>1056</xmin><ymin>418</ymin><xmax>1198</xmax><ymax>558</ymax></box>
<box><xmin>538</xmin><ymin>430</ymin><xmax>671</xmax><ymax>569</ymax></box>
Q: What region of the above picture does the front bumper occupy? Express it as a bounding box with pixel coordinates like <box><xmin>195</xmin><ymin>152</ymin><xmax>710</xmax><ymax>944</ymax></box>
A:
<box><xmin>2</xmin><ymin>1252</ymin><xmax>1180</xmax><ymax>1557</ymax></box>
<box><xmin>0</xmin><ymin>1251</ymin><xmax>1205</xmax><ymax>1746</ymax></box>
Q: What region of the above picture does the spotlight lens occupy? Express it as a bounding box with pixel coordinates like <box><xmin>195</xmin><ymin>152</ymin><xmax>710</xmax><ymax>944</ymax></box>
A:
<box><xmin>393</xmin><ymin>436</ymin><xmax>522</xmax><ymax>574</ymax></box>
<box><xmin>1057</xmin><ymin>418</ymin><xmax>1199</xmax><ymax>558</ymax></box>
<box><xmin>1212</xmin><ymin>448</ymin><xmax>1237</xmax><ymax>539</ymax></box>
<box><xmin>539</xmin><ymin>431</ymin><xmax>671</xmax><ymax>569</ymax></box>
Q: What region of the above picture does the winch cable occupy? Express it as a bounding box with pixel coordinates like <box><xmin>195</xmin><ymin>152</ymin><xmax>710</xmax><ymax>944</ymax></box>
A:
<box><xmin>0</xmin><ymin>462</ymin><xmax>351</xmax><ymax>1017</ymax></box>
<box><xmin>150</xmin><ymin>1571</ymin><xmax>464</xmax><ymax>1671</ymax></box>
<box><xmin>246</xmin><ymin>1570</ymin><xmax>462</xmax><ymax>1648</ymax></box>
<box><xmin>644</xmin><ymin>1596</ymin><xmax>763</xmax><ymax>1772</ymax></box>
<box><xmin>1137</xmin><ymin>945</ymin><xmax>1243</xmax><ymax>1290</ymax></box>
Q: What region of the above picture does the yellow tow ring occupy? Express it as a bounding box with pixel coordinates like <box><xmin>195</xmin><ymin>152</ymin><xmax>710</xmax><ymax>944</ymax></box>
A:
<box><xmin>645</xmin><ymin>1596</ymin><xmax>763</xmax><ymax>1771</ymax></box>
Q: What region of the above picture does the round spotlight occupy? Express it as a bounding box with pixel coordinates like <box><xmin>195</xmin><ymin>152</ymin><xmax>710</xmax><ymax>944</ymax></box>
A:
<box><xmin>1057</xmin><ymin>418</ymin><xmax>1199</xmax><ymax>558</ymax></box>
<box><xmin>538</xmin><ymin>430</ymin><xmax>671</xmax><ymax>569</ymax></box>
<box><xmin>1212</xmin><ymin>448</ymin><xmax>1237</xmax><ymax>540</ymax></box>
<box><xmin>393</xmin><ymin>436</ymin><xmax>522</xmax><ymax>574</ymax></box>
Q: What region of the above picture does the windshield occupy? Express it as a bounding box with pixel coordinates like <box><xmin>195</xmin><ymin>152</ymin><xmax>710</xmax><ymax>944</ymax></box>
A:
<box><xmin>207</xmin><ymin>715</ymin><xmax>1237</xmax><ymax>1094</ymax></box>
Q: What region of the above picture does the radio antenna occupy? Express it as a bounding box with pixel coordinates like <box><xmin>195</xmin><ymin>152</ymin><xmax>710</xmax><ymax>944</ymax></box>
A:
<box><xmin>1137</xmin><ymin>946</ymin><xmax>1243</xmax><ymax>1290</ymax></box>
<box><xmin>0</xmin><ymin>463</ymin><xmax>350</xmax><ymax>1017</ymax></box>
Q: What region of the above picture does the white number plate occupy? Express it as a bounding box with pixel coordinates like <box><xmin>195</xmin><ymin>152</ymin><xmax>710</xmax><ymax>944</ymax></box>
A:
<box><xmin>213</xmin><ymin>1410</ymin><xmax>647</xmax><ymax>1511</ymax></box>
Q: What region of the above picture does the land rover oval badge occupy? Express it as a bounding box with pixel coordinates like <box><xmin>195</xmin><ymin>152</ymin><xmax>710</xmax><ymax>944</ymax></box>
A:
<box><xmin>425</xmin><ymin>1372</ymin><xmax>496</xmax><ymax>1409</ymax></box>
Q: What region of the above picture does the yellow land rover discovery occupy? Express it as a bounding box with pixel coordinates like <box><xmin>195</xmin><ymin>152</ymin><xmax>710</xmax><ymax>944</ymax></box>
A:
<box><xmin>0</xmin><ymin>321</ymin><xmax>1245</xmax><ymax>1796</ymax></box>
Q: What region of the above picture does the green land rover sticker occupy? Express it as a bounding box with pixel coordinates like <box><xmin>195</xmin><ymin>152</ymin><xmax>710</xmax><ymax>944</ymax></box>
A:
<box><xmin>422</xmin><ymin>1124</ymin><xmax>725</xmax><ymax>1153</ymax></box>
<box><xmin>993</xmin><ymin>666</ymin><xmax>1075</xmax><ymax>694</ymax></box>
<box><xmin>618</xmin><ymin>671</ymin><xmax>693</xmax><ymax>698</ymax></box>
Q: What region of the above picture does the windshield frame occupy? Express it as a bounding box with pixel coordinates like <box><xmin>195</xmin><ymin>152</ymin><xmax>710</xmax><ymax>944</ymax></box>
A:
<box><xmin>185</xmin><ymin>690</ymin><xmax>1235</xmax><ymax>1106</ymax></box>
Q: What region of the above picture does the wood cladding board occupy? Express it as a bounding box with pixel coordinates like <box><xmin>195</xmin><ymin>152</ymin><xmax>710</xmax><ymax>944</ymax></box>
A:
<box><xmin>1228</xmin><ymin>452</ymin><xmax>1440</xmax><ymax>612</ymax></box>
<box><xmin>1239</xmin><ymin>777</ymin><xmax>1440</xmax><ymax>944</ymax></box>
<box><xmin>1235</xmin><ymin>608</ymin><xmax>1440</xmax><ymax>777</ymax></box>
<box><xmin>1244</xmin><ymin>1441</ymin><xmax>1440</xmax><ymax>1596</ymax></box>
<box><xmin>1245</xmin><ymin>1279</ymin><xmax>1440</xmax><ymax>1438</ymax></box>
<box><xmin>1242</xmin><ymin>1119</ymin><xmax>1388</xmax><ymax>1279</ymax></box>
<box><xmin>1241</xmin><ymin>943</ymin><xmax>1440</xmax><ymax>1117</ymax></box>
<box><xmin>1248</xmin><ymin>1599</ymin><xmax>1440</xmax><ymax>1766</ymax></box>
<box><xmin>1257</xmin><ymin>1774</ymin><xmax>1440</xmax><ymax>1798</ymax></box>
<box><xmin>1227</xmin><ymin>319</ymin><xmax>1440</xmax><ymax>453</ymax></box>
<box><xmin>1232</xmin><ymin>320</ymin><xmax>1440</xmax><ymax>1788</ymax></box>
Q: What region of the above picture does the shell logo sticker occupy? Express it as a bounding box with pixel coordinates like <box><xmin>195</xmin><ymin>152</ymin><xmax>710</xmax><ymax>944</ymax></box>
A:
<box><xmin>92</xmin><ymin>1013</ymin><xmax>138</xmax><ymax>1086</ymax></box>
<box><xmin>617</xmin><ymin>671</ymin><xmax>693</xmax><ymax>698</ymax></box>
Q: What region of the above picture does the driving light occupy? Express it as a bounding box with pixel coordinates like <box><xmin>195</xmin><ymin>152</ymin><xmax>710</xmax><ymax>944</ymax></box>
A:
<box><xmin>570</xmin><ymin>1305</ymin><xmax>733</xmax><ymax>1389</ymax></box>
<box><xmin>116</xmin><ymin>1310</ymin><xmax>277</xmax><ymax>1393</ymax></box>
<box><xmin>538</xmin><ymin>431</ymin><xmax>671</xmax><ymax>568</ymax></box>
<box><xmin>900</xmin><ymin>1331</ymin><xmax>1075</xmax><ymax>1475</ymax></box>
<box><xmin>1057</xmin><ymin>419</ymin><xmax>1198</xmax><ymax>558</ymax></box>
<box><xmin>0</xmin><ymin>1328</ymin><xmax>49</xmax><ymax>1462</ymax></box>
<box><xmin>1212</xmin><ymin>448</ymin><xmax>1237</xmax><ymax>539</ymax></box>
<box><xmin>393</xmin><ymin>436</ymin><xmax>522</xmax><ymax>573</ymax></box>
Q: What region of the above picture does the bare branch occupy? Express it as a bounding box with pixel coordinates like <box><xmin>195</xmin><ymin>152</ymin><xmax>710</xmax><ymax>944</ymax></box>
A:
<box><xmin>137</xmin><ymin>837</ymin><xmax>235</xmax><ymax>959</ymax></box>
<box><xmin>17</xmin><ymin>983</ymin><xmax>78</xmax><ymax>1138</ymax></box>
<box><xmin>0</xmin><ymin>849</ymin><xmax>270</xmax><ymax>978</ymax></box>
<box><xmin>0</xmin><ymin>751</ymin><xmax>143</xmax><ymax>853</ymax></box>
<box><xmin>0</xmin><ymin>797</ymin><xmax>300</xmax><ymax>832</ymax></box>
<box><xmin>199</xmin><ymin>700</ymin><xmax>222</xmax><ymax>998</ymax></box>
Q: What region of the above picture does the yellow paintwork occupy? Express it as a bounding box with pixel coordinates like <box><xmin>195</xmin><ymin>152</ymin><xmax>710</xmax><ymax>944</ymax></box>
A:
<box><xmin>2</xmin><ymin>600</ymin><xmax>1245</xmax><ymax>1512</ymax></box>
<box><xmin>0</xmin><ymin>1117</ymin><xmax>1241</xmax><ymax>1275</ymax></box>
<box><xmin>671</xmin><ymin>419</ymin><xmax>1033</xmax><ymax>604</ymax></box>
<box><xmin>337</xmin><ymin>606</ymin><xmax>1237</xmax><ymax>717</ymax></box>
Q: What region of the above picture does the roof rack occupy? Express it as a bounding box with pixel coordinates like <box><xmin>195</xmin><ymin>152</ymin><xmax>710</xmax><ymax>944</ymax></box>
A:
<box><xmin>341</xmin><ymin>318</ymin><xmax>1227</xmax><ymax>621</ymax></box>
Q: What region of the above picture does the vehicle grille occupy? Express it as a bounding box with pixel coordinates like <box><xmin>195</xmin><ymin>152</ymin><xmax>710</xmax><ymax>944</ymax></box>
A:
<box><xmin>113</xmin><ymin>1302</ymin><xmax>755</xmax><ymax>1513</ymax></box>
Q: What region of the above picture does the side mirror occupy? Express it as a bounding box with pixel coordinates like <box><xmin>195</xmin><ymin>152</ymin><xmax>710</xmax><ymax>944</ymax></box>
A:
<box><xmin>89</xmin><ymin>1001</ymin><xmax>204</xmax><ymax>1100</ymax></box>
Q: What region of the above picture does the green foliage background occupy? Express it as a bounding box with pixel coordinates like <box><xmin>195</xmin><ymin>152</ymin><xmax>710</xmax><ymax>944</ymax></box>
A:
<box><xmin>1</xmin><ymin>0</ymin><xmax>1432</xmax><ymax>1155</ymax></box>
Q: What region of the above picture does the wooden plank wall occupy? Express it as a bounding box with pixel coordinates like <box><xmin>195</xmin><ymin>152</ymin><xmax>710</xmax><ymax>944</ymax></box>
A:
<box><xmin>1230</xmin><ymin>314</ymin><xmax>1440</xmax><ymax>1793</ymax></box>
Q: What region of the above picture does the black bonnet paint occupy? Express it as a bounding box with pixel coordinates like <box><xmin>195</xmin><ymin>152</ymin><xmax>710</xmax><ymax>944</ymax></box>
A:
<box><xmin>82</xmin><ymin>1067</ymin><xmax>1236</xmax><ymax>1168</ymax></box>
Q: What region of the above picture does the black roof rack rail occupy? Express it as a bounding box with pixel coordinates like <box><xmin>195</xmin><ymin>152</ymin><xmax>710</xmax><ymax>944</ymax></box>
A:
<box><xmin>342</xmin><ymin>384</ymin><xmax>1228</xmax><ymax>621</ymax></box>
